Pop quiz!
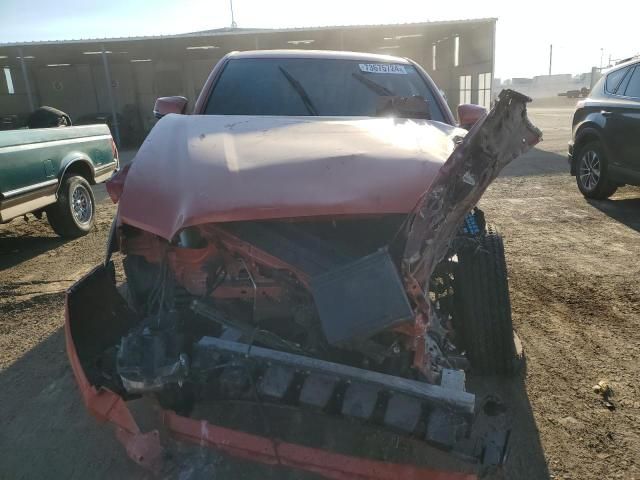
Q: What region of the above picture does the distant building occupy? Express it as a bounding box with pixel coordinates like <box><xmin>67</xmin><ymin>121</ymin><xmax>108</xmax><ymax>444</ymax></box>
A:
<box><xmin>493</xmin><ymin>71</ymin><xmax>595</xmax><ymax>99</ymax></box>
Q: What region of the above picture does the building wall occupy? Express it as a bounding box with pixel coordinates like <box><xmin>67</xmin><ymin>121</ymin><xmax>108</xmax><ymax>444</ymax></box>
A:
<box><xmin>34</xmin><ymin>65</ymin><xmax>98</xmax><ymax>119</ymax></box>
<box><xmin>0</xmin><ymin>66</ymin><xmax>33</xmax><ymax>126</ymax></box>
<box><xmin>427</xmin><ymin>22</ymin><xmax>494</xmax><ymax>109</ymax></box>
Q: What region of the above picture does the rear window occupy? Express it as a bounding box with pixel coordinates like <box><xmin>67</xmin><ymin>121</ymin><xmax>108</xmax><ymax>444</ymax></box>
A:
<box><xmin>605</xmin><ymin>66</ymin><xmax>630</xmax><ymax>93</ymax></box>
<box><xmin>204</xmin><ymin>58</ymin><xmax>446</xmax><ymax>123</ymax></box>
<box><xmin>622</xmin><ymin>66</ymin><xmax>640</xmax><ymax>98</ymax></box>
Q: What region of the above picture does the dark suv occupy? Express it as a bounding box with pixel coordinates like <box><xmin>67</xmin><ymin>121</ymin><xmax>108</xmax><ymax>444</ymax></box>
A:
<box><xmin>569</xmin><ymin>58</ymin><xmax>640</xmax><ymax>199</ymax></box>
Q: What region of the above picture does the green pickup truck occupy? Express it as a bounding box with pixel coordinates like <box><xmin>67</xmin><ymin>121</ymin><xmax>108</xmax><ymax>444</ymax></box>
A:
<box><xmin>0</xmin><ymin>124</ymin><xmax>118</xmax><ymax>237</ymax></box>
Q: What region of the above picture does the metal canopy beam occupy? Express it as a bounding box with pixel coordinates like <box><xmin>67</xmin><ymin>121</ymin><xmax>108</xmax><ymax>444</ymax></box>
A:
<box><xmin>101</xmin><ymin>44</ymin><xmax>121</xmax><ymax>147</ymax></box>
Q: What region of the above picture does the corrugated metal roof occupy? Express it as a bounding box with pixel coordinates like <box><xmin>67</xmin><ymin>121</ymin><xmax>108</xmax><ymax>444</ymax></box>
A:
<box><xmin>0</xmin><ymin>18</ymin><xmax>496</xmax><ymax>47</ymax></box>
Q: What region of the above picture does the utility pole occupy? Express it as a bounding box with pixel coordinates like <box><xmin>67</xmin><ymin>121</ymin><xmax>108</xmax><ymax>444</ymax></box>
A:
<box><xmin>230</xmin><ymin>0</ymin><xmax>237</xmax><ymax>28</ymax></box>
<box><xmin>548</xmin><ymin>44</ymin><xmax>553</xmax><ymax>76</ymax></box>
<box><xmin>600</xmin><ymin>48</ymin><xmax>604</xmax><ymax>69</ymax></box>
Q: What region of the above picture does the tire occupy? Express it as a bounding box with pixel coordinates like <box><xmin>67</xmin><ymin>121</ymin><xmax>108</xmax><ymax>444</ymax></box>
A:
<box><xmin>575</xmin><ymin>141</ymin><xmax>618</xmax><ymax>199</ymax></box>
<box><xmin>455</xmin><ymin>226</ymin><xmax>517</xmax><ymax>375</ymax></box>
<box><xmin>46</xmin><ymin>174</ymin><xmax>95</xmax><ymax>238</ymax></box>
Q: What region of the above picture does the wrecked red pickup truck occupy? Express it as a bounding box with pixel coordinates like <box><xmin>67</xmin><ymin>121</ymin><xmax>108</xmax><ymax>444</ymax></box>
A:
<box><xmin>66</xmin><ymin>51</ymin><xmax>541</xmax><ymax>479</ymax></box>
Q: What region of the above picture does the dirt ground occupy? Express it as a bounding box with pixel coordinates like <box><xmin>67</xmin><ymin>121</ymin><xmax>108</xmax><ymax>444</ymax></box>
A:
<box><xmin>1</xmin><ymin>108</ymin><xmax>639</xmax><ymax>479</ymax></box>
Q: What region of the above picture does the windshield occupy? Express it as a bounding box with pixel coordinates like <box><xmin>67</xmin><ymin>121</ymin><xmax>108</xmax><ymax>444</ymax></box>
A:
<box><xmin>204</xmin><ymin>57</ymin><xmax>446</xmax><ymax>122</ymax></box>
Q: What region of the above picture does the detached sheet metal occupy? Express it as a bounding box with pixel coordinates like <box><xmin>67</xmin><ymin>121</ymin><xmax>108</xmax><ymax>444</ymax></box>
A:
<box><xmin>118</xmin><ymin>115</ymin><xmax>465</xmax><ymax>240</ymax></box>
<box><xmin>400</xmin><ymin>89</ymin><xmax>543</xmax><ymax>284</ymax></box>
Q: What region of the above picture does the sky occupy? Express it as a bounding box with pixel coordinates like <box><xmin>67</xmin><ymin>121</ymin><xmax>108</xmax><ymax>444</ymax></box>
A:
<box><xmin>0</xmin><ymin>0</ymin><xmax>638</xmax><ymax>79</ymax></box>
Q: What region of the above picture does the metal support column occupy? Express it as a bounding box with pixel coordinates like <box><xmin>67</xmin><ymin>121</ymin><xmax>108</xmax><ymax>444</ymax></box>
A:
<box><xmin>101</xmin><ymin>44</ymin><xmax>121</xmax><ymax>147</ymax></box>
<box><xmin>17</xmin><ymin>47</ymin><xmax>35</xmax><ymax>111</ymax></box>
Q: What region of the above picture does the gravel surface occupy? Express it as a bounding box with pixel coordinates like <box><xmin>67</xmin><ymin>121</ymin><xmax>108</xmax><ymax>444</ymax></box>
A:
<box><xmin>1</xmin><ymin>109</ymin><xmax>638</xmax><ymax>479</ymax></box>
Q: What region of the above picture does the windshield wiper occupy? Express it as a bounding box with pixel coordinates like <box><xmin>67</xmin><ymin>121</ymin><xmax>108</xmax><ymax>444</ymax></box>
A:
<box><xmin>278</xmin><ymin>66</ymin><xmax>319</xmax><ymax>116</ymax></box>
<box><xmin>352</xmin><ymin>72</ymin><xmax>395</xmax><ymax>97</ymax></box>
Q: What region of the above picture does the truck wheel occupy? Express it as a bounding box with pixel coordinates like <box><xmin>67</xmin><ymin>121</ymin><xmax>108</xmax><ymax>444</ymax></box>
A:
<box><xmin>46</xmin><ymin>174</ymin><xmax>96</xmax><ymax>238</ymax></box>
<box><xmin>576</xmin><ymin>141</ymin><xmax>617</xmax><ymax>199</ymax></box>
<box><xmin>455</xmin><ymin>226</ymin><xmax>517</xmax><ymax>375</ymax></box>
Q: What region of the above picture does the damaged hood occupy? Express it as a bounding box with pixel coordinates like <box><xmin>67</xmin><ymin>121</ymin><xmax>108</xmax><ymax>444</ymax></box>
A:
<box><xmin>118</xmin><ymin>114</ymin><xmax>465</xmax><ymax>240</ymax></box>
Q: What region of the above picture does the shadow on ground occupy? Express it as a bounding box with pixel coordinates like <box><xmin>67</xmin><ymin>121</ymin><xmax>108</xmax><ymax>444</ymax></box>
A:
<box><xmin>501</xmin><ymin>148</ymin><xmax>568</xmax><ymax>177</ymax></box>
<box><xmin>0</xmin><ymin>233</ymin><xmax>67</xmax><ymax>272</ymax></box>
<box><xmin>469</xmin><ymin>366</ymin><xmax>550</xmax><ymax>479</ymax></box>
<box><xmin>0</xmin><ymin>326</ymin><xmax>148</xmax><ymax>479</ymax></box>
<box><xmin>587</xmin><ymin>195</ymin><xmax>640</xmax><ymax>233</ymax></box>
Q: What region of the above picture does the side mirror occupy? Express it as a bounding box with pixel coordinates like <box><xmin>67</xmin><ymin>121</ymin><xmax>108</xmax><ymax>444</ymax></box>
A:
<box><xmin>457</xmin><ymin>103</ymin><xmax>487</xmax><ymax>130</ymax></box>
<box><xmin>153</xmin><ymin>96</ymin><xmax>188</xmax><ymax>119</ymax></box>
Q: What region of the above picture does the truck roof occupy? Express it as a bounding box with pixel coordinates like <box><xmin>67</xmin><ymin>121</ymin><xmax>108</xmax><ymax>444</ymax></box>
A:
<box><xmin>226</xmin><ymin>49</ymin><xmax>412</xmax><ymax>64</ymax></box>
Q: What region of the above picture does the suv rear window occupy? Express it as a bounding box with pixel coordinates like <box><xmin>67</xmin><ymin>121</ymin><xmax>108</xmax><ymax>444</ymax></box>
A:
<box><xmin>204</xmin><ymin>58</ymin><xmax>446</xmax><ymax>123</ymax></box>
<box><xmin>622</xmin><ymin>66</ymin><xmax>640</xmax><ymax>98</ymax></box>
<box><xmin>605</xmin><ymin>66</ymin><xmax>630</xmax><ymax>93</ymax></box>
